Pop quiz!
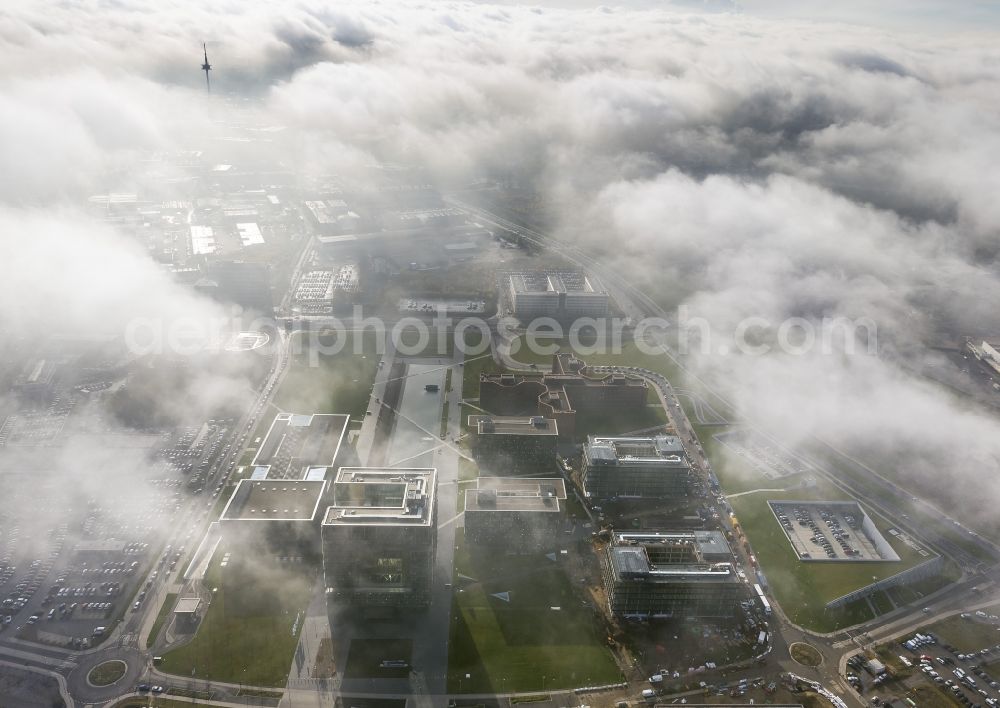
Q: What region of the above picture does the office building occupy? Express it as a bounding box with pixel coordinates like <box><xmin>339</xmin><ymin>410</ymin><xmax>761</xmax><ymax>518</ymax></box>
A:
<box><xmin>217</xmin><ymin>412</ymin><xmax>351</xmax><ymax>557</ymax></box>
<box><xmin>322</xmin><ymin>467</ymin><xmax>437</xmax><ymax>608</ymax></box>
<box><xmin>467</xmin><ymin>415</ymin><xmax>558</xmax><ymax>466</ymax></box>
<box><xmin>601</xmin><ymin>532</ymin><xmax>743</xmax><ymax>619</ymax></box>
<box><xmin>479</xmin><ymin>353</ymin><xmax>647</xmax><ymax>439</ymax></box>
<box><xmin>506</xmin><ymin>270</ymin><xmax>609</xmax><ymax>321</ymax></box>
<box><xmin>464</xmin><ymin>477</ymin><xmax>567</xmax><ymax>550</ymax></box>
<box><xmin>582</xmin><ymin>434</ymin><xmax>690</xmax><ymax>499</ymax></box>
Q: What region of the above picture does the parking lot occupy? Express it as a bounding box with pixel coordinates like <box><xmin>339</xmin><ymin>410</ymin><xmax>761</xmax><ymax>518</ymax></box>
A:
<box><xmin>769</xmin><ymin>501</ymin><xmax>893</xmax><ymax>562</ymax></box>
<box><xmin>851</xmin><ymin>616</ymin><xmax>1000</xmax><ymax>708</ymax></box>
<box><xmin>0</xmin><ymin>420</ymin><xmax>225</xmax><ymax>649</ymax></box>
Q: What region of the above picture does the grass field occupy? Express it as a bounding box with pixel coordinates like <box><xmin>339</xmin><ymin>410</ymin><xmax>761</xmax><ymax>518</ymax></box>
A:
<box><xmin>907</xmin><ymin>685</ymin><xmax>962</xmax><ymax>708</ymax></box>
<box><xmin>88</xmin><ymin>660</ymin><xmax>127</xmax><ymax>686</ymax></box>
<box><xmin>278</xmin><ymin>330</ymin><xmax>379</xmax><ymax>419</ymax></box>
<box><xmin>719</xmin><ymin>457</ymin><xmax>933</xmax><ymax>632</ymax></box>
<box><xmin>447</xmin><ymin>530</ymin><xmax>620</xmax><ymax>693</ymax></box>
<box><xmin>870</xmin><ymin>590</ymin><xmax>894</xmax><ymax>615</ymax></box>
<box><xmin>159</xmin><ymin>548</ymin><xmax>315</xmax><ymax>686</ymax></box>
<box><xmin>111</xmin><ymin>699</ymin><xmax>212</xmax><ymax>708</ymax></box>
<box><xmin>344</xmin><ymin>638</ymin><xmax>413</xmax><ymax>679</ymax></box>
<box><xmin>983</xmin><ymin>656</ymin><xmax>1000</xmax><ymax>681</ymax></box>
<box><xmin>695</xmin><ymin>415</ymin><xmax>959</xmax><ymax>632</ymax></box>
<box><xmin>146</xmin><ymin>592</ymin><xmax>177</xmax><ymax>648</ymax></box>
<box><xmin>462</xmin><ymin>351</ymin><xmax>500</xmax><ymax>401</ymax></box>
<box><xmin>393</xmin><ymin>326</ymin><xmax>456</xmax><ymax>358</ymax></box>
<box><xmin>575</xmin><ymin>390</ymin><xmax>668</xmax><ymax>437</ymax></box>
<box><xmin>790</xmin><ymin>643</ymin><xmax>822</xmax><ymax>667</ymax></box>
<box><xmin>921</xmin><ymin>614</ymin><xmax>1000</xmax><ymax>652</ymax></box>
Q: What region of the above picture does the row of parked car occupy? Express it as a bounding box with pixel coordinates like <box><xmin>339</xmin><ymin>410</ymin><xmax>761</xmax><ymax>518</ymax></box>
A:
<box><xmin>901</xmin><ymin>630</ymin><xmax>1000</xmax><ymax>708</ymax></box>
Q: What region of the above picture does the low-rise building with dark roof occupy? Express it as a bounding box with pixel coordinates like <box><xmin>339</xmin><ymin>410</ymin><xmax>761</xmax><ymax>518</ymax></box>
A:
<box><xmin>464</xmin><ymin>476</ymin><xmax>567</xmax><ymax>550</ymax></box>
<box><xmin>467</xmin><ymin>415</ymin><xmax>559</xmax><ymax>467</ymax></box>
<box><xmin>478</xmin><ymin>353</ymin><xmax>647</xmax><ymax>439</ymax></box>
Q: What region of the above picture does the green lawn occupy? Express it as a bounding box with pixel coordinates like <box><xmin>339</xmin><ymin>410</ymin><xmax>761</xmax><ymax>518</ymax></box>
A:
<box><xmin>574</xmin><ymin>391</ymin><xmax>668</xmax><ymax>438</ymax></box>
<box><xmin>921</xmin><ymin>614</ymin><xmax>1000</xmax><ymax>652</ymax></box>
<box><xmin>278</xmin><ymin>330</ymin><xmax>380</xmax><ymax>419</ymax></box>
<box><xmin>393</xmin><ymin>326</ymin><xmax>455</xmax><ymax>358</ymax></box>
<box><xmin>462</xmin><ymin>352</ymin><xmax>500</xmax><ymax>401</ymax></box>
<box><xmin>159</xmin><ymin>548</ymin><xmax>315</xmax><ymax>686</ymax></box>
<box><xmin>448</xmin><ymin>530</ymin><xmax>620</xmax><ymax>693</ymax></box>
<box><xmin>983</xmin><ymin>656</ymin><xmax>1000</xmax><ymax>681</ymax></box>
<box><xmin>344</xmin><ymin>638</ymin><xmax>413</xmax><ymax>679</ymax></box>
<box><xmin>907</xmin><ymin>685</ymin><xmax>963</xmax><ymax>708</ymax></box>
<box><xmin>441</xmin><ymin>398</ymin><xmax>451</xmax><ymax>438</ymax></box>
<box><xmin>870</xmin><ymin>590</ymin><xmax>894</xmax><ymax>615</ymax></box>
<box><xmin>111</xmin><ymin>699</ymin><xmax>217</xmax><ymax>708</ymax></box>
<box><xmin>88</xmin><ymin>660</ymin><xmax>127</xmax><ymax>686</ymax></box>
<box><xmin>145</xmin><ymin>592</ymin><xmax>177</xmax><ymax>648</ymax></box>
<box><xmin>721</xmin><ymin>465</ymin><xmax>932</xmax><ymax>632</ymax></box>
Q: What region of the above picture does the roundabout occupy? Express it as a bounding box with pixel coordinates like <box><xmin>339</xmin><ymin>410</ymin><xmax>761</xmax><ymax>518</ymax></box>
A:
<box><xmin>88</xmin><ymin>659</ymin><xmax>127</xmax><ymax>687</ymax></box>
<box><xmin>68</xmin><ymin>647</ymin><xmax>146</xmax><ymax>703</ymax></box>
<box><xmin>789</xmin><ymin>641</ymin><xmax>823</xmax><ymax>667</ymax></box>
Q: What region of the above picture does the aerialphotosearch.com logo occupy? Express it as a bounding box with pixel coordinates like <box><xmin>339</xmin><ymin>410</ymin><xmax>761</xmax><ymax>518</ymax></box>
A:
<box><xmin>123</xmin><ymin>305</ymin><xmax>878</xmax><ymax>363</ymax></box>
<box><xmin>673</xmin><ymin>306</ymin><xmax>879</xmax><ymax>358</ymax></box>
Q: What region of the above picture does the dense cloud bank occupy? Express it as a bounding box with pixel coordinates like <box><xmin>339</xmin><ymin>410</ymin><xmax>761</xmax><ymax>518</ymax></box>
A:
<box><xmin>3</xmin><ymin>1</ymin><xmax>1000</xmax><ymax>523</ymax></box>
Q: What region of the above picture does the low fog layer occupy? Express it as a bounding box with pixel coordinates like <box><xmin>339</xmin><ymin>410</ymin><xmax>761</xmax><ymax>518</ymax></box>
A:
<box><xmin>2</xmin><ymin>1</ymin><xmax>1000</xmax><ymax>528</ymax></box>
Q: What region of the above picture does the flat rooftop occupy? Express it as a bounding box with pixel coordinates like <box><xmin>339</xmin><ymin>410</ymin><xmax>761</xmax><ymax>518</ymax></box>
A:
<box><xmin>692</xmin><ymin>530</ymin><xmax>731</xmax><ymax>557</ymax></box>
<box><xmin>508</xmin><ymin>270</ymin><xmax>606</xmax><ymax>295</ymax></box>
<box><xmin>609</xmin><ymin>532</ymin><xmax>738</xmax><ymax>581</ymax></box>
<box><xmin>615</xmin><ymin>531</ymin><xmax>732</xmax><ymax>559</ymax></box>
<box><xmin>586</xmin><ymin>435</ymin><xmax>687</xmax><ymax>466</ymax></box>
<box><xmin>220</xmin><ymin>479</ymin><xmax>328</xmax><ymax>522</ymax></box>
<box><xmin>465</xmin><ymin>476</ymin><xmax>567</xmax><ymax>512</ymax></box>
<box><xmin>251</xmin><ymin>413</ymin><xmax>350</xmax><ymax>480</ymax></box>
<box><xmin>324</xmin><ymin>467</ymin><xmax>436</xmax><ymax>527</ymax></box>
<box><xmin>468</xmin><ymin>415</ymin><xmax>559</xmax><ymax>436</ymax></box>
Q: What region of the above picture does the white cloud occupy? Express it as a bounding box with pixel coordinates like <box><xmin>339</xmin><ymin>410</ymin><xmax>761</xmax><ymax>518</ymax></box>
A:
<box><xmin>3</xmin><ymin>0</ymin><xmax>1000</xmax><ymax>526</ymax></box>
